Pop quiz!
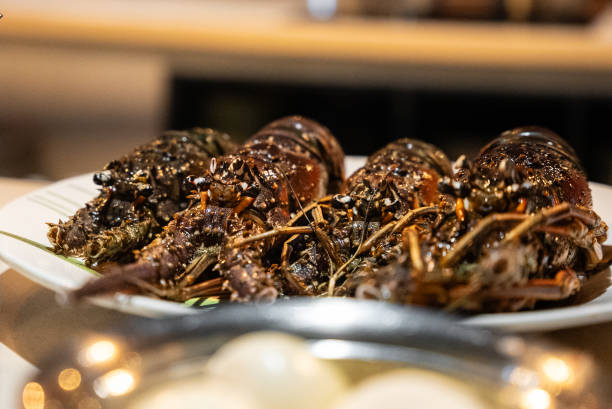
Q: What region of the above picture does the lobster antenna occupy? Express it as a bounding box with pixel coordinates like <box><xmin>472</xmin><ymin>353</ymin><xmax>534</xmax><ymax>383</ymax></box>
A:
<box><xmin>327</xmin><ymin>182</ymin><xmax>378</xmax><ymax>296</ymax></box>
<box><xmin>281</xmin><ymin>166</ymin><xmax>317</xmax><ymax>234</ymax></box>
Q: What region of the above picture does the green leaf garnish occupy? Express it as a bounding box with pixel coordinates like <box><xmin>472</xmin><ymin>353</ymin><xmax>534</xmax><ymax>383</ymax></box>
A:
<box><xmin>0</xmin><ymin>230</ymin><xmax>100</xmax><ymax>277</ymax></box>
<box><xmin>184</xmin><ymin>297</ymin><xmax>220</xmax><ymax>307</ymax></box>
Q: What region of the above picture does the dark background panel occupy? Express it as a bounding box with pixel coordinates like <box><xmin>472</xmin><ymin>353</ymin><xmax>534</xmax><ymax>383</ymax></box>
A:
<box><xmin>169</xmin><ymin>77</ymin><xmax>612</xmax><ymax>183</ymax></box>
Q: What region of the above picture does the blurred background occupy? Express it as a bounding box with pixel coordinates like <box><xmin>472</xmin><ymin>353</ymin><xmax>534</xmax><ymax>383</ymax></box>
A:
<box><xmin>1</xmin><ymin>0</ymin><xmax>612</xmax><ymax>181</ymax></box>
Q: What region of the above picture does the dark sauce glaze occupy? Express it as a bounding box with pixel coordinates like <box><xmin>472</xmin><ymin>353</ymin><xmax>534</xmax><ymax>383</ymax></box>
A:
<box><xmin>75</xmin><ymin>116</ymin><xmax>345</xmax><ymax>301</ymax></box>
<box><xmin>207</xmin><ymin>116</ymin><xmax>345</xmax><ymax>216</ymax></box>
<box><xmin>469</xmin><ymin>127</ymin><xmax>592</xmax><ymax>213</ymax></box>
<box><xmin>48</xmin><ymin>128</ymin><xmax>236</xmax><ymax>263</ymax></box>
<box><xmin>250</xmin><ymin>116</ymin><xmax>345</xmax><ymax>194</ymax></box>
<box><xmin>344</xmin><ymin>138</ymin><xmax>452</xmax><ymax>217</ymax></box>
<box><xmin>280</xmin><ymin>139</ymin><xmax>452</xmax><ymax>297</ymax></box>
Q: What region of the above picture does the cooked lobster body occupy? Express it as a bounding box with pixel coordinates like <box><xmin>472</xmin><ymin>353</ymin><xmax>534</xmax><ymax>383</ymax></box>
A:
<box><xmin>261</xmin><ymin>138</ymin><xmax>453</xmax><ymax>297</ymax></box>
<box><xmin>355</xmin><ymin>127</ymin><xmax>608</xmax><ymax>312</ymax></box>
<box><xmin>462</xmin><ymin>126</ymin><xmax>592</xmax><ymax>213</ymax></box>
<box><xmin>53</xmin><ymin>121</ymin><xmax>610</xmax><ymax>313</ymax></box>
<box><xmin>47</xmin><ymin>128</ymin><xmax>236</xmax><ymax>265</ymax></box>
<box><xmin>73</xmin><ymin>116</ymin><xmax>345</xmax><ymax>302</ymax></box>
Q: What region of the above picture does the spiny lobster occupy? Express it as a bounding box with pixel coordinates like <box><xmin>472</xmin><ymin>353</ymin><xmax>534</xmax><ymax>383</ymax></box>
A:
<box><xmin>73</xmin><ymin>116</ymin><xmax>345</xmax><ymax>302</ymax></box>
<box><xmin>230</xmin><ymin>138</ymin><xmax>453</xmax><ymax>299</ymax></box>
<box><xmin>48</xmin><ymin>128</ymin><xmax>236</xmax><ymax>265</ymax></box>
<box><xmin>353</xmin><ymin>127</ymin><xmax>608</xmax><ymax>312</ymax></box>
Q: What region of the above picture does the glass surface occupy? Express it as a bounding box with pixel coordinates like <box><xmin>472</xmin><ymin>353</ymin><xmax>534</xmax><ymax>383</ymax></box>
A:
<box><xmin>22</xmin><ymin>300</ymin><xmax>609</xmax><ymax>409</ymax></box>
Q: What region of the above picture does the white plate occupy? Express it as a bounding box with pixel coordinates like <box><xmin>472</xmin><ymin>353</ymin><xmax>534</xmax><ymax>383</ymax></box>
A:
<box><xmin>1</xmin><ymin>157</ymin><xmax>611</xmax><ymax>331</ymax></box>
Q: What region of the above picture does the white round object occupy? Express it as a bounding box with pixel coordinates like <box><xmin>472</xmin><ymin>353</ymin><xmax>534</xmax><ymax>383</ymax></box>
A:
<box><xmin>129</xmin><ymin>378</ymin><xmax>260</xmax><ymax>409</ymax></box>
<box><xmin>331</xmin><ymin>369</ymin><xmax>487</xmax><ymax>409</ymax></box>
<box><xmin>206</xmin><ymin>332</ymin><xmax>348</xmax><ymax>409</ymax></box>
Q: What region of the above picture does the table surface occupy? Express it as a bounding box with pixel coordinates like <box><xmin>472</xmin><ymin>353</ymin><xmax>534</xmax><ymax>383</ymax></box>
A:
<box><xmin>0</xmin><ymin>178</ymin><xmax>132</xmax><ymax>409</ymax></box>
<box><xmin>1</xmin><ymin>176</ymin><xmax>611</xmax><ymax>408</ymax></box>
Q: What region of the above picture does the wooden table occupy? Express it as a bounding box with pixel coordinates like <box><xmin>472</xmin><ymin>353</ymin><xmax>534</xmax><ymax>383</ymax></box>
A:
<box><xmin>1</xmin><ymin>177</ymin><xmax>611</xmax><ymax>408</ymax></box>
<box><xmin>2</xmin><ymin>0</ymin><xmax>612</xmax><ymax>94</ymax></box>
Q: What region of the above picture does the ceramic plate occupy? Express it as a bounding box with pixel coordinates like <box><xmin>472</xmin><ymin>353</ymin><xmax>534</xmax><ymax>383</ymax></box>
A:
<box><xmin>1</xmin><ymin>157</ymin><xmax>611</xmax><ymax>331</ymax></box>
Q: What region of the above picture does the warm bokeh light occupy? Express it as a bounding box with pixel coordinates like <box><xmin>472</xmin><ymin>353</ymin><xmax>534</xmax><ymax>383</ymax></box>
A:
<box><xmin>43</xmin><ymin>400</ymin><xmax>64</xmax><ymax>409</ymax></box>
<box><xmin>78</xmin><ymin>396</ymin><xmax>102</xmax><ymax>409</ymax></box>
<box><xmin>94</xmin><ymin>369</ymin><xmax>136</xmax><ymax>398</ymax></box>
<box><xmin>58</xmin><ymin>368</ymin><xmax>82</xmax><ymax>391</ymax></box>
<box><xmin>508</xmin><ymin>366</ymin><xmax>539</xmax><ymax>389</ymax></box>
<box><xmin>496</xmin><ymin>336</ymin><xmax>526</xmax><ymax>357</ymax></box>
<box><xmin>82</xmin><ymin>340</ymin><xmax>117</xmax><ymax>366</ymax></box>
<box><xmin>541</xmin><ymin>357</ymin><xmax>572</xmax><ymax>386</ymax></box>
<box><xmin>307</xmin><ymin>0</ymin><xmax>337</xmax><ymax>20</ymax></box>
<box><xmin>22</xmin><ymin>382</ymin><xmax>45</xmax><ymax>409</ymax></box>
<box><xmin>521</xmin><ymin>388</ymin><xmax>552</xmax><ymax>409</ymax></box>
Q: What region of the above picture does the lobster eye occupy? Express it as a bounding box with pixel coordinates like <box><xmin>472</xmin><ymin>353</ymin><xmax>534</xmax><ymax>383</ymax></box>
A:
<box><xmin>452</xmin><ymin>154</ymin><xmax>470</xmax><ymax>172</ymax></box>
<box><xmin>162</xmin><ymin>151</ymin><xmax>174</xmax><ymax>162</ymax></box>
<box><xmin>209</xmin><ymin>157</ymin><xmax>218</xmax><ymax>173</ymax></box>
<box><xmin>186</xmin><ymin>175</ymin><xmax>211</xmax><ymax>190</ymax></box>
<box><xmin>498</xmin><ymin>158</ymin><xmax>517</xmax><ymax>182</ymax></box>
<box><xmin>332</xmin><ymin>194</ymin><xmax>353</xmax><ymax>208</ymax></box>
<box><xmin>242</xmin><ymin>183</ymin><xmax>260</xmax><ymax>197</ymax></box>
<box><xmin>438</xmin><ymin>176</ymin><xmax>469</xmax><ymax>197</ymax></box>
<box><xmin>93</xmin><ymin>170</ymin><xmax>113</xmax><ymax>186</ymax></box>
<box><xmin>137</xmin><ymin>184</ymin><xmax>153</xmax><ymax>197</ymax></box>
<box><xmin>382</xmin><ymin>197</ymin><xmax>400</xmax><ymax>212</ymax></box>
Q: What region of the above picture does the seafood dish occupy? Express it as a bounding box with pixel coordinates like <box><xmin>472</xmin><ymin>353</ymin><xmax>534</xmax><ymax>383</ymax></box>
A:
<box><xmin>48</xmin><ymin>119</ymin><xmax>609</xmax><ymax>312</ymax></box>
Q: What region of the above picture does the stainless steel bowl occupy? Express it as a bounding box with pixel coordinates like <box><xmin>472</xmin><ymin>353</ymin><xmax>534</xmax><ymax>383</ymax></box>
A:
<box><xmin>22</xmin><ymin>299</ymin><xmax>607</xmax><ymax>409</ymax></box>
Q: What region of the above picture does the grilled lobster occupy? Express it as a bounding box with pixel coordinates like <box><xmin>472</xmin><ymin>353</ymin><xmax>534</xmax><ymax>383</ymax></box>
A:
<box><xmin>353</xmin><ymin>127</ymin><xmax>608</xmax><ymax>311</ymax></box>
<box><xmin>48</xmin><ymin>128</ymin><xmax>236</xmax><ymax>265</ymax></box>
<box><xmin>73</xmin><ymin>116</ymin><xmax>345</xmax><ymax>302</ymax></box>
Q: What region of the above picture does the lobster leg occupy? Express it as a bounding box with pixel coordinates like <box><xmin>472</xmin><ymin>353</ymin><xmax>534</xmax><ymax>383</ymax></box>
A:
<box><xmin>501</xmin><ymin>203</ymin><xmax>605</xmax><ymax>269</ymax></box>
<box><xmin>358</xmin><ymin>222</ymin><xmax>395</xmax><ymax>256</ymax></box>
<box><xmin>535</xmin><ymin>221</ymin><xmax>604</xmax><ymax>269</ymax></box>
<box><xmin>501</xmin><ymin>203</ymin><xmax>599</xmax><ymax>244</ymax></box>
<box><xmin>354</xmin><ymin>206</ymin><xmax>439</xmax><ymax>257</ymax></box>
<box><xmin>280</xmin><ymin>234</ymin><xmax>311</xmax><ymax>295</ymax></box>
<box><xmin>479</xmin><ymin>269</ymin><xmax>581</xmax><ymax>301</ymax></box>
<box><xmin>230</xmin><ymin>226</ymin><xmax>314</xmax><ymax>248</ymax></box>
<box><xmin>72</xmin><ymin>205</ymin><xmax>232</xmax><ymax>299</ymax></box>
<box><xmin>392</xmin><ymin>206</ymin><xmax>439</xmax><ymax>233</ymax></box>
<box><xmin>174</xmin><ymin>245</ymin><xmax>220</xmax><ymax>287</ymax></box>
<box><xmin>442</xmin><ymin>203</ymin><xmax>603</xmax><ymax>269</ymax></box>
<box><xmin>403</xmin><ymin>225</ymin><xmax>424</xmax><ymax>277</ymax></box>
<box><xmin>124</xmin><ymin>275</ymin><xmax>227</xmax><ymax>301</ymax></box>
<box><xmin>441</xmin><ymin>213</ymin><xmax>528</xmax><ymax>267</ymax></box>
<box><xmin>286</xmin><ymin>195</ymin><xmax>333</xmax><ymax>226</ymax></box>
<box><xmin>311</xmin><ymin>205</ymin><xmax>343</xmax><ymax>267</ymax></box>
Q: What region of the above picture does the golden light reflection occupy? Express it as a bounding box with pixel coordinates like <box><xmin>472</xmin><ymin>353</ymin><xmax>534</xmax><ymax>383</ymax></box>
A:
<box><xmin>58</xmin><ymin>368</ymin><xmax>82</xmax><ymax>391</ymax></box>
<box><xmin>81</xmin><ymin>340</ymin><xmax>117</xmax><ymax>366</ymax></box>
<box><xmin>541</xmin><ymin>357</ymin><xmax>572</xmax><ymax>386</ymax></box>
<box><xmin>94</xmin><ymin>369</ymin><xmax>135</xmax><ymax>398</ymax></box>
<box><xmin>78</xmin><ymin>396</ymin><xmax>102</xmax><ymax>409</ymax></box>
<box><xmin>521</xmin><ymin>388</ymin><xmax>552</xmax><ymax>409</ymax></box>
<box><xmin>508</xmin><ymin>366</ymin><xmax>539</xmax><ymax>389</ymax></box>
<box><xmin>22</xmin><ymin>382</ymin><xmax>45</xmax><ymax>409</ymax></box>
<box><xmin>44</xmin><ymin>400</ymin><xmax>63</xmax><ymax>409</ymax></box>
